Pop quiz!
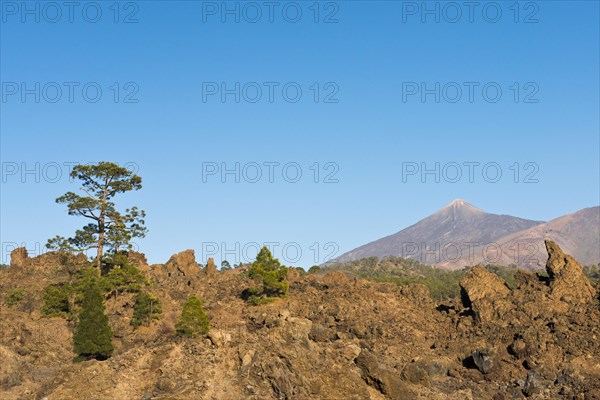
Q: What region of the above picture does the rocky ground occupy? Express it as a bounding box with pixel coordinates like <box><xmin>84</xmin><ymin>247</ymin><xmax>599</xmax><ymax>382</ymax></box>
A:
<box><xmin>1</xmin><ymin>240</ymin><xmax>599</xmax><ymax>400</ymax></box>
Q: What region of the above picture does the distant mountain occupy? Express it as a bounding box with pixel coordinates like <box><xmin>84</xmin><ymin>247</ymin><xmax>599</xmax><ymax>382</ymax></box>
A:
<box><xmin>438</xmin><ymin>206</ymin><xmax>600</xmax><ymax>269</ymax></box>
<box><xmin>332</xmin><ymin>199</ymin><xmax>545</xmax><ymax>269</ymax></box>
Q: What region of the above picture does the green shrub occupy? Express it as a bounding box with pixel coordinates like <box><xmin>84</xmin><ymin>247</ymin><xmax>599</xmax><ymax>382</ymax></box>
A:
<box><xmin>131</xmin><ymin>291</ymin><xmax>162</xmax><ymax>328</ymax></box>
<box><xmin>176</xmin><ymin>296</ymin><xmax>209</xmax><ymax>337</ymax></box>
<box><xmin>247</xmin><ymin>295</ymin><xmax>276</xmax><ymax>306</ymax></box>
<box><xmin>73</xmin><ymin>281</ymin><xmax>113</xmax><ymax>360</ymax></box>
<box><xmin>41</xmin><ymin>285</ymin><xmax>71</xmax><ymax>317</ymax></box>
<box><xmin>245</xmin><ymin>246</ymin><xmax>288</xmax><ymax>304</ymax></box>
<box><xmin>5</xmin><ymin>288</ymin><xmax>24</xmax><ymax>307</ymax></box>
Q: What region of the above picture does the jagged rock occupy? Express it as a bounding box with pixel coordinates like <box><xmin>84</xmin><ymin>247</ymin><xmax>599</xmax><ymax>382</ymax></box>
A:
<box><xmin>166</xmin><ymin>250</ymin><xmax>199</xmax><ymax>276</ymax></box>
<box><xmin>523</xmin><ymin>371</ymin><xmax>540</xmax><ymax>397</ymax></box>
<box><xmin>509</xmin><ymin>336</ymin><xmax>530</xmax><ymax>359</ymax></box>
<box><xmin>205</xmin><ymin>258</ymin><xmax>217</xmax><ymax>275</ymax></box>
<box><xmin>355</xmin><ymin>349</ymin><xmax>415</xmax><ymax>400</ymax></box>
<box><xmin>545</xmin><ymin>240</ymin><xmax>596</xmax><ymax>304</ymax></box>
<box><xmin>208</xmin><ymin>330</ymin><xmax>231</xmax><ymax>347</ymax></box>
<box><xmin>460</xmin><ymin>266</ymin><xmax>513</xmax><ymax>323</ymax></box>
<box><xmin>309</xmin><ymin>325</ymin><xmax>335</xmax><ymax>342</ymax></box>
<box><xmin>401</xmin><ymin>362</ymin><xmax>430</xmax><ymax>387</ymax></box>
<box><xmin>341</xmin><ymin>344</ymin><xmax>361</xmax><ymax>361</ymax></box>
<box><xmin>10</xmin><ymin>247</ymin><xmax>28</xmax><ymax>268</ymax></box>
<box><xmin>461</xmin><ymin>266</ymin><xmax>510</xmax><ymax>303</ymax></box>
<box><xmin>472</xmin><ymin>350</ymin><xmax>494</xmax><ymax>374</ymax></box>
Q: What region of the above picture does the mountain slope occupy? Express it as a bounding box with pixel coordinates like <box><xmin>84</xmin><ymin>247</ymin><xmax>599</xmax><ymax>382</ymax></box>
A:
<box><xmin>332</xmin><ymin>199</ymin><xmax>545</xmax><ymax>268</ymax></box>
<box><xmin>438</xmin><ymin>206</ymin><xmax>600</xmax><ymax>269</ymax></box>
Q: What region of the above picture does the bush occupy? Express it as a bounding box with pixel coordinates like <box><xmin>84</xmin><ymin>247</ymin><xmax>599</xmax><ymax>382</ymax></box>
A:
<box><xmin>5</xmin><ymin>288</ymin><xmax>24</xmax><ymax>307</ymax></box>
<box><xmin>41</xmin><ymin>285</ymin><xmax>71</xmax><ymax>317</ymax></box>
<box><xmin>247</xmin><ymin>295</ymin><xmax>276</xmax><ymax>306</ymax></box>
<box><xmin>131</xmin><ymin>291</ymin><xmax>162</xmax><ymax>328</ymax></box>
<box><xmin>73</xmin><ymin>281</ymin><xmax>113</xmax><ymax>360</ymax></box>
<box><xmin>176</xmin><ymin>296</ymin><xmax>209</xmax><ymax>337</ymax></box>
<box><xmin>245</xmin><ymin>246</ymin><xmax>288</xmax><ymax>304</ymax></box>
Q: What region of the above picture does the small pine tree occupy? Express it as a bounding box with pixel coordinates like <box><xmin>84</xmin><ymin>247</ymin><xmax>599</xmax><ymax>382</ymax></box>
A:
<box><xmin>175</xmin><ymin>296</ymin><xmax>209</xmax><ymax>337</ymax></box>
<box><xmin>131</xmin><ymin>291</ymin><xmax>162</xmax><ymax>328</ymax></box>
<box><xmin>105</xmin><ymin>262</ymin><xmax>147</xmax><ymax>296</ymax></box>
<box><xmin>246</xmin><ymin>246</ymin><xmax>288</xmax><ymax>304</ymax></box>
<box><xmin>41</xmin><ymin>285</ymin><xmax>71</xmax><ymax>317</ymax></box>
<box><xmin>5</xmin><ymin>288</ymin><xmax>24</xmax><ymax>307</ymax></box>
<box><xmin>73</xmin><ymin>281</ymin><xmax>113</xmax><ymax>360</ymax></box>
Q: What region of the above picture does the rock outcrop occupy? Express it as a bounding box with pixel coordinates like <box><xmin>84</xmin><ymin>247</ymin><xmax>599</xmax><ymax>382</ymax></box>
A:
<box><xmin>165</xmin><ymin>249</ymin><xmax>199</xmax><ymax>276</ymax></box>
<box><xmin>459</xmin><ymin>266</ymin><xmax>513</xmax><ymax>323</ymax></box>
<box><xmin>9</xmin><ymin>247</ymin><xmax>28</xmax><ymax>269</ymax></box>
<box><xmin>205</xmin><ymin>257</ymin><xmax>217</xmax><ymax>275</ymax></box>
<box><xmin>545</xmin><ymin>239</ymin><xmax>596</xmax><ymax>304</ymax></box>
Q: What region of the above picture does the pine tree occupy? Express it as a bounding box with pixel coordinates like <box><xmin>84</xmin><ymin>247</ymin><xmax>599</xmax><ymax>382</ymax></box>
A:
<box><xmin>73</xmin><ymin>281</ymin><xmax>113</xmax><ymax>360</ymax></box>
<box><xmin>46</xmin><ymin>162</ymin><xmax>147</xmax><ymax>273</ymax></box>
<box><xmin>131</xmin><ymin>291</ymin><xmax>162</xmax><ymax>328</ymax></box>
<box><xmin>175</xmin><ymin>296</ymin><xmax>209</xmax><ymax>337</ymax></box>
<box><xmin>246</xmin><ymin>246</ymin><xmax>289</xmax><ymax>303</ymax></box>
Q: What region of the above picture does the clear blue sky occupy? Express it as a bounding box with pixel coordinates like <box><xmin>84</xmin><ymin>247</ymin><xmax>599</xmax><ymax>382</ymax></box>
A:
<box><xmin>1</xmin><ymin>1</ymin><xmax>599</xmax><ymax>267</ymax></box>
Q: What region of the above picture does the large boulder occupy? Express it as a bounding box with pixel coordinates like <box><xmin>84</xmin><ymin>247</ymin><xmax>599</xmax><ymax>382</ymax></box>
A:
<box><xmin>545</xmin><ymin>240</ymin><xmax>596</xmax><ymax>304</ymax></box>
<box><xmin>165</xmin><ymin>249</ymin><xmax>199</xmax><ymax>277</ymax></box>
<box><xmin>10</xmin><ymin>247</ymin><xmax>28</xmax><ymax>269</ymax></box>
<box><xmin>355</xmin><ymin>349</ymin><xmax>415</xmax><ymax>400</ymax></box>
<box><xmin>460</xmin><ymin>266</ymin><xmax>513</xmax><ymax>323</ymax></box>
<box><xmin>150</xmin><ymin>250</ymin><xmax>200</xmax><ymax>288</ymax></box>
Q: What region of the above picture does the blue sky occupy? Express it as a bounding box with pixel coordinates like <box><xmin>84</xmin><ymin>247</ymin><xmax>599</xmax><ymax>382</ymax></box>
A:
<box><xmin>1</xmin><ymin>1</ymin><xmax>599</xmax><ymax>267</ymax></box>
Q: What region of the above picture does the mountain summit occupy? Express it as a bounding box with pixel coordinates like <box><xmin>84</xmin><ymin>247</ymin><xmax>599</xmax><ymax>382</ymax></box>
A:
<box><xmin>332</xmin><ymin>200</ymin><xmax>544</xmax><ymax>268</ymax></box>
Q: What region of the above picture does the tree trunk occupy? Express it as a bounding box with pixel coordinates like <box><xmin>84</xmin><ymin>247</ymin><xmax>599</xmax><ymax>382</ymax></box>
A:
<box><xmin>96</xmin><ymin>179</ymin><xmax>108</xmax><ymax>274</ymax></box>
<box><xmin>97</xmin><ymin>226</ymin><xmax>104</xmax><ymax>273</ymax></box>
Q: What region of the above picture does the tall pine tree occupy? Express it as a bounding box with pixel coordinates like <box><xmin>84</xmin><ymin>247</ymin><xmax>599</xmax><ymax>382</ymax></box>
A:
<box><xmin>73</xmin><ymin>281</ymin><xmax>114</xmax><ymax>360</ymax></box>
